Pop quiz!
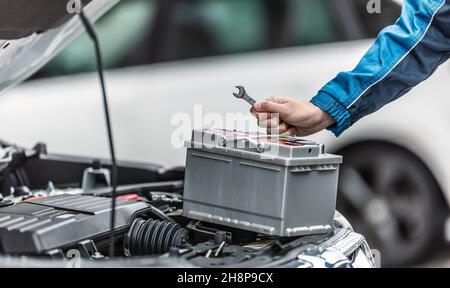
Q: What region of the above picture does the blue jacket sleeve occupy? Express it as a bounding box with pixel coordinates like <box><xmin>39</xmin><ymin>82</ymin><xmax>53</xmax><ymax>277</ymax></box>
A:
<box><xmin>310</xmin><ymin>0</ymin><xmax>450</xmax><ymax>136</ymax></box>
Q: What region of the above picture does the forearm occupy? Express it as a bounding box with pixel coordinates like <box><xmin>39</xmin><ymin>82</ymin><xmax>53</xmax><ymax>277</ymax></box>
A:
<box><xmin>311</xmin><ymin>0</ymin><xmax>450</xmax><ymax>136</ymax></box>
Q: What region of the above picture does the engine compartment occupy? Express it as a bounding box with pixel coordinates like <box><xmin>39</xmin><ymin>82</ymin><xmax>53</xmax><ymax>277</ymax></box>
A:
<box><xmin>0</xmin><ymin>189</ymin><xmax>322</xmax><ymax>266</ymax></box>
<box><xmin>0</xmin><ymin>143</ymin><xmax>373</xmax><ymax>268</ymax></box>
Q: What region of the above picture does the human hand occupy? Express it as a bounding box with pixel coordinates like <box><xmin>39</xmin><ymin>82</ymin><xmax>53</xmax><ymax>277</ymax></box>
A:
<box><xmin>251</xmin><ymin>97</ymin><xmax>335</xmax><ymax>137</ymax></box>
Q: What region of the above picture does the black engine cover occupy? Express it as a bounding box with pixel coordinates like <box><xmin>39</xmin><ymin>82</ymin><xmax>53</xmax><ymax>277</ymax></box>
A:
<box><xmin>0</xmin><ymin>195</ymin><xmax>150</xmax><ymax>254</ymax></box>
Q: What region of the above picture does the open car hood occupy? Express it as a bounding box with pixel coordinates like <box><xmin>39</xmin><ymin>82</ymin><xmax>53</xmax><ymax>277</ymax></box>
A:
<box><xmin>0</xmin><ymin>0</ymin><xmax>119</xmax><ymax>93</ymax></box>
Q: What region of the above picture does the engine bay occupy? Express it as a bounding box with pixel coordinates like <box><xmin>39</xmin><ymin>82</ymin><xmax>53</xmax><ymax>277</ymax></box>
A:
<box><xmin>0</xmin><ymin>142</ymin><xmax>372</xmax><ymax>268</ymax></box>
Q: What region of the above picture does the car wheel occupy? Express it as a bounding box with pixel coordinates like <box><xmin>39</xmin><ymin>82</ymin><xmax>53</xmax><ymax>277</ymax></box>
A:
<box><xmin>336</xmin><ymin>141</ymin><xmax>448</xmax><ymax>267</ymax></box>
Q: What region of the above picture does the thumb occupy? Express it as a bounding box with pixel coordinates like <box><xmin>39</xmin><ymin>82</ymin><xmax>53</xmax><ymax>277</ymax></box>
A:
<box><xmin>254</xmin><ymin>101</ymin><xmax>287</xmax><ymax>116</ymax></box>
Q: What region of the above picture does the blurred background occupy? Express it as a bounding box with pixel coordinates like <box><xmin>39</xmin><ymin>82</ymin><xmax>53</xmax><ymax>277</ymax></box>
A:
<box><xmin>0</xmin><ymin>0</ymin><xmax>449</xmax><ymax>267</ymax></box>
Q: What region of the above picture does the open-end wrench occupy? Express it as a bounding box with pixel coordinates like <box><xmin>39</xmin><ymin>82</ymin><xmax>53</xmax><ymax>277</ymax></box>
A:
<box><xmin>233</xmin><ymin>86</ymin><xmax>257</xmax><ymax>106</ymax></box>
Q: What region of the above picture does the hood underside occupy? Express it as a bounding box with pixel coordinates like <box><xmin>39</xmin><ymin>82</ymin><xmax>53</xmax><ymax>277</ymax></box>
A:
<box><xmin>0</xmin><ymin>0</ymin><xmax>118</xmax><ymax>93</ymax></box>
<box><xmin>0</xmin><ymin>0</ymin><xmax>91</xmax><ymax>39</ymax></box>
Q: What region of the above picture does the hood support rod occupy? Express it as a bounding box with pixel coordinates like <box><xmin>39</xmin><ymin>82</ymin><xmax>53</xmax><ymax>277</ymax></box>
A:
<box><xmin>79</xmin><ymin>9</ymin><xmax>118</xmax><ymax>258</ymax></box>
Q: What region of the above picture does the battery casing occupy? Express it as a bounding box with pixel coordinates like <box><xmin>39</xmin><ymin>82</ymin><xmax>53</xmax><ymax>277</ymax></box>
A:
<box><xmin>183</xmin><ymin>129</ymin><xmax>342</xmax><ymax>237</ymax></box>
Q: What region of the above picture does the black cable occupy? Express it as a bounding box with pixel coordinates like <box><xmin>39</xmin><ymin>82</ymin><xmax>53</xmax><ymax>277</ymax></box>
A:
<box><xmin>79</xmin><ymin>10</ymin><xmax>118</xmax><ymax>257</ymax></box>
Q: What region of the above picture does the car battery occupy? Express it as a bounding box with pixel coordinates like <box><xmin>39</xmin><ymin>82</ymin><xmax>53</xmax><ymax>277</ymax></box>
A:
<box><xmin>183</xmin><ymin>129</ymin><xmax>342</xmax><ymax>237</ymax></box>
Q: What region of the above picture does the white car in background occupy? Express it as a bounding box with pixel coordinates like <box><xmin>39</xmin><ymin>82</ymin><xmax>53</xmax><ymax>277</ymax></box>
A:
<box><xmin>0</xmin><ymin>0</ymin><xmax>447</xmax><ymax>266</ymax></box>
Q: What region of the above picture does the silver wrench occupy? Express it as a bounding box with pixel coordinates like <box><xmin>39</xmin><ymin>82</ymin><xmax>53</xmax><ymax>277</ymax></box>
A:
<box><xmin>233</xmin><ymin>86</ymin><xmax>257</xmax><ymax>106</ymax></box>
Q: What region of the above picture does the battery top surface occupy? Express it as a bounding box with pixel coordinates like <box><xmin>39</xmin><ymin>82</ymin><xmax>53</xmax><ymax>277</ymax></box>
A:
<box><xmin>186</xmin><ymin>129</ymin><xmax>342</xmax><ymax>166</ymax></box>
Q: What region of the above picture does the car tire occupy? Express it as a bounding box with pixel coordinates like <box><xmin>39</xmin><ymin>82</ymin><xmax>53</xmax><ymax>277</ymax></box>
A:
<box><xmin>336</xmin><ymin>141</ymin><xmax>448</xmax><ymax>267</ymax></box>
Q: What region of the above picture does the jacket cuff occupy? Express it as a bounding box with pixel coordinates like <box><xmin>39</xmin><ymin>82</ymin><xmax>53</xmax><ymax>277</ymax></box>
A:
<box><xmin>310</xmin><ymin>91</ymin><xmax>352</xmax><ymax>137</ymax></box>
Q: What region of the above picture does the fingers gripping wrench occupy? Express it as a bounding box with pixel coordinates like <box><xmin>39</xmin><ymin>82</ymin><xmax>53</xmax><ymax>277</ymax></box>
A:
<box><xmin>233</xmin><ymin>86</ymin><xmax>256</xmax><ymax>106</ymax></box>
